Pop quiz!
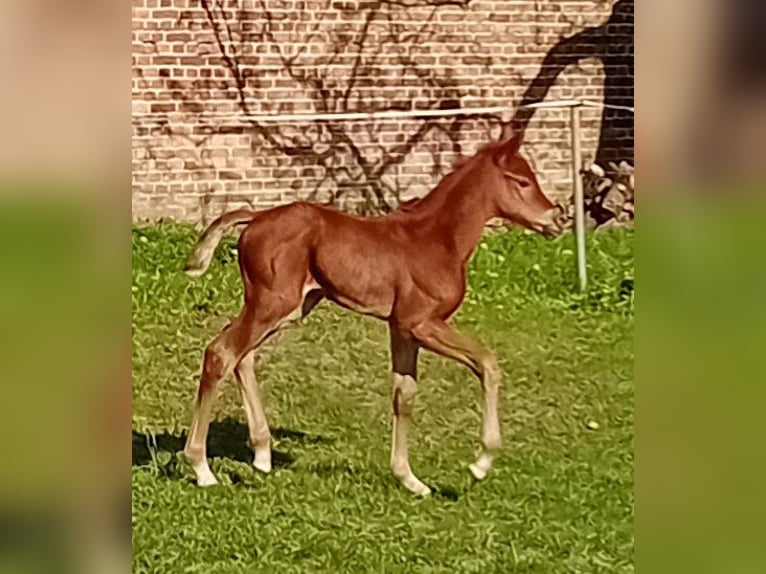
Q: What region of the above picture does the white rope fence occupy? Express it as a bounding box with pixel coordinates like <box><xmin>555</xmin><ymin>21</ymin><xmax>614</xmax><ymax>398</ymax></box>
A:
<box><xmin>132</xmin><ymin>99</ymin><xmax>634</xmax><ymax>124</ymax></box>
<box><xmin>133</xmin><ymin>99</ymin><xmax>634</xmax><ymax>291</ymax></box>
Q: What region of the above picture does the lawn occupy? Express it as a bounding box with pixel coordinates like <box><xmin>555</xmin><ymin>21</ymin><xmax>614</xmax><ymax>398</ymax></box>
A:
<box><xmin>131</xmin><ymin>223</ymin><xmax>634</xmax><ymax>573</ymax></box>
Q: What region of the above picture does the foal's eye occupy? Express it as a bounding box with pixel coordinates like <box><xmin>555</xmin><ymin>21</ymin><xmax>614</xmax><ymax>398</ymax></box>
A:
<box><xmin>503</xmin><ymin>170</ymin><xmax>532</xmax><ymax>189</ymax></box>
<box><xmin>514</xmin><ymin>177</ymin><xmax>532</xmax><ymax>189</ymax></box>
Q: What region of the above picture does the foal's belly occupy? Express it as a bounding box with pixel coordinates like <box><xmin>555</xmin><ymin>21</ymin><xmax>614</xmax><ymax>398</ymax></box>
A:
<box><xmin>310</xmin><ymin>239</ymin><xmax>398</xmax><ymax>319</ymax></box>
<box><xmin>323</xmin><ymin>290</ymin><xmax>393</xmax><ymax>319</ymax></box>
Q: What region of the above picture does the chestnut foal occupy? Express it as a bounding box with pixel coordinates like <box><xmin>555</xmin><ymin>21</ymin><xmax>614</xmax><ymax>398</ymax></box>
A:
<box><xmin>182</xmin><ymin>132</ymin><xmax>564</xmax><ymax>495</ymax></box>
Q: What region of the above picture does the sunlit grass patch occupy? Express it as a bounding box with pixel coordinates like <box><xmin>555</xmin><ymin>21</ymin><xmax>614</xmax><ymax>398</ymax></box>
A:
<box><xmin>132</xmin><ymin>224</ymin><xmax>633</xmax><ymax>573</ymax></box>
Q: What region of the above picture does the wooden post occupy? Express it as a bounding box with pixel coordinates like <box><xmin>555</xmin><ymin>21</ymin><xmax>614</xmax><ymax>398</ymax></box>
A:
<box><xmin>569</xmin><ymin>104</ymin><xmax>587</xmax><ymax>291</ymax></box>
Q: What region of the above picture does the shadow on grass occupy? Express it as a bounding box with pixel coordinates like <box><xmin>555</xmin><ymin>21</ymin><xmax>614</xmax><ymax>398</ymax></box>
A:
<box><xmin>132</xmin><ymin>417</ymin><xmax>331</xmax><ymax>470</ymax></box>
<box><xmin>432</xmin><ymin>484</ymin><xmax>461</xmax><ymax>502</ymax></box>
<box><xmin>134</xmin><ymin>419</ymin><xmax>469</xmax><ymax>500</ymax></box>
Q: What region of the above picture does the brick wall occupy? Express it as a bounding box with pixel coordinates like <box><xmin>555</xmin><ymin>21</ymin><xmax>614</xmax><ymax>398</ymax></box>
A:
<box><xmin>132</xmin><ymin>0</ymin><xmax>634</xmax><ymax>223</ymax></box>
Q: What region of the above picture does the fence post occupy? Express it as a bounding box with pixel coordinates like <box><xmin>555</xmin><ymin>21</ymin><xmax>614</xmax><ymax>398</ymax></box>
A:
<box><xmin>569</xmin><ymin>103</ymin><xmax>587</xmax><ymax>292</ymax></box>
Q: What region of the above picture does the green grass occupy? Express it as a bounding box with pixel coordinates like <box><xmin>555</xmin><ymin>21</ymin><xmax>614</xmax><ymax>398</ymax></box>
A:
<box><xmin>132</xmin><ymin>224</ymin><xmax>633</xmax><ymax>573</ymax></box>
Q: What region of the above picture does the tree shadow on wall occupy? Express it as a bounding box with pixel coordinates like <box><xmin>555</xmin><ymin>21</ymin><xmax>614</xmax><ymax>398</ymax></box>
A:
<box><xmin>511</xmin><ymin>0</ymin><xmax>634</xmax><ymax>167</ymax></box>
<box><xmin>177</xmin><ymin>0</ymin><xmax>493</xmax><ymax>219</ymax></box>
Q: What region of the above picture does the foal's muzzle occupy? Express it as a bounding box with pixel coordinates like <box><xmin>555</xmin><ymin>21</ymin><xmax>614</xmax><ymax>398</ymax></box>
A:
<box><xmin>542</xmin><ymin>203</ymin><xmax>568</xmax><ymax>237</ymax></box>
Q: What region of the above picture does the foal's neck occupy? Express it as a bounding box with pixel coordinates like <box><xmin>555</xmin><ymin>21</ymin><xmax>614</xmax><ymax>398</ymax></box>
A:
<box><xmin>400</xmin><ymin>163</ymin><xmax>495</xmax><ymax>262</ymax></box>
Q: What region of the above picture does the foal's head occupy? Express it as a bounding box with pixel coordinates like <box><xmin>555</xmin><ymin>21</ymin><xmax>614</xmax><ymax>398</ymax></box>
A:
<box><xmin>478</xmin><ymin>132</ymin><xmax>565</xmax><ymax>237</ymax></box>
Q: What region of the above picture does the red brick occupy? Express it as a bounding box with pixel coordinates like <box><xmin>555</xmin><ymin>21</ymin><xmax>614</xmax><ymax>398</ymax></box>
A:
<box><xmin>150</xmin><ymin>103</ymin><xmax>176</xmax><ymax>113</ymax></box>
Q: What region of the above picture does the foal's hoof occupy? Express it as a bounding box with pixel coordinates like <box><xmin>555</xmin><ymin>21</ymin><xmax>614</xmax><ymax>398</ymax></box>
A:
<box><xmin>469</xmin><ymin>452</ymin><xmax>494</xmax><ymax>481</ymax></box>
<box><xmin>469</xmin><ymin>463</ymin><xmax>489</xmax><ymax>481</ymax></box>
<box><xmin>253</xmin><ymin>449</ymin><xmax>272</xmax><ymax>474</ymax></box>
<box><xmin>190</xmin><ymin>462</ymin><xmax>219</xmax><ymax>487</ymax></box>
<box><xmin>398</xmin><ymin>474</ymin><xmax>432</xmax><ymax>496</ymax></box>
<box><xmin>196</xmin><ymin>473</ymin><xmax>219</xmax><ymax>487</ymax></box>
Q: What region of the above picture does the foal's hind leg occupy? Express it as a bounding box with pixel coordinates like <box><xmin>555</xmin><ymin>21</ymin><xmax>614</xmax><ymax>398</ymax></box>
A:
<box><xmin>234</xmin><ymin>288</ymin><xmax>323</xmax><ymax>475</ymax></box>
<box><xmin>235</xmin><ymin>350</ymin><xmax>272</xmax><ymax>474</ymax></box>
<box><xmin>184</xmin><ymin>309</ymin><xmax>256</xmax><ymax>486</ymax></box>
<box><xmin>185</xmin><ymin>283</ymin><xmax>320</xmax><ymax>486</ymax></box>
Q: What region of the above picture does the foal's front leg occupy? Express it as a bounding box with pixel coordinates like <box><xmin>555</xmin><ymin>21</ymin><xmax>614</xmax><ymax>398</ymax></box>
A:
<box><xmin>389</xmin><ymin>327</ymin><xmax>431</xmax><ymax>496</ymax></box>
<box><xmin>412</xmin><ymin>320</ymin><xmax>501</xmax><ymax>482</ymax></box>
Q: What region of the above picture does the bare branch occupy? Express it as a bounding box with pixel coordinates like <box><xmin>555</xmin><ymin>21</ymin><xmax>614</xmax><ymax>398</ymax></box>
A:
<box><xmin>182</xmin><ymin>0</ymin><xmax>481</xmax><ymax>213</ymax></box>
<box><xmin>341</xmin><ymin>8</ymin><xmax>378</xmax><ymax>111</ymax></box>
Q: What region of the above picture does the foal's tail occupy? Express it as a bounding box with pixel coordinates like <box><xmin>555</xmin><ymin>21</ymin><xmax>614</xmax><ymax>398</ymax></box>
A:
<box><xmin>184</xmin><ymin>209</ymin><xmax>258</xmax><ymax>277</ymax></box>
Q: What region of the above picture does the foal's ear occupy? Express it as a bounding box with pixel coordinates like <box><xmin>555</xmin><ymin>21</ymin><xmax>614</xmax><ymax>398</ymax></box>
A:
<box><xmin>493</xmin><ymin>130</ymin><xmax>524</xmax><ymax>169</ymax></box>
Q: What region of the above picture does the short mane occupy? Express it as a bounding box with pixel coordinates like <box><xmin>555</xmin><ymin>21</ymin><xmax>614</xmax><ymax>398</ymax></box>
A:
<box><xmin>396</xmin><ymin>139</ymin><xmax>507</xmax><ymax>214</ymax></box>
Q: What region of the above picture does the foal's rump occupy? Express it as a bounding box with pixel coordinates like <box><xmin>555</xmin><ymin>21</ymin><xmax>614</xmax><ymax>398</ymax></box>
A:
<box><xmin>183</xmin><ymin>202</ymin><xmax>318</xmax><ymax>279</ymax></box>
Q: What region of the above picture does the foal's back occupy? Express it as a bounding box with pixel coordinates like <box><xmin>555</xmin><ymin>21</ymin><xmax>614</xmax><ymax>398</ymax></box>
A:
<box><xmin>240</xmin><ymin>200</ymin><xmax>449</xmax><ymax>262</ymax></box>
<box><xmin>237</xmin><ymin>201</ymin><xmax>461</xmax><ymax>319</ymax></box>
